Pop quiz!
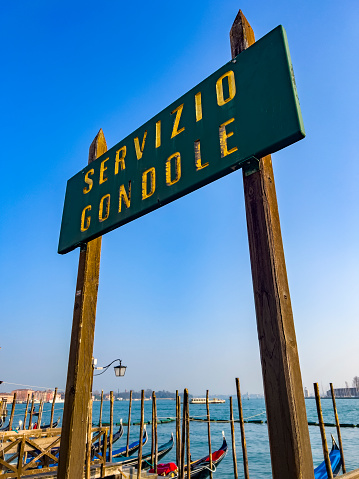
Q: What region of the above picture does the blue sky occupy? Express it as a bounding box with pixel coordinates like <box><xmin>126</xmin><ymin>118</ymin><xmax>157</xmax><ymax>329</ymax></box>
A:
<box><xmin>0</xmin><ymin>0</ymin><xmax>358</xmax><ymax>396</ymax></box>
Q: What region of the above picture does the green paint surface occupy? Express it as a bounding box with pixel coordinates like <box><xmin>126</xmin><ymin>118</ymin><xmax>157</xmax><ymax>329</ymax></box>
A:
<box><xmin>58</xmin><ymin>26</ymin><xmax>304</xmax><ymax>254</ymax></box>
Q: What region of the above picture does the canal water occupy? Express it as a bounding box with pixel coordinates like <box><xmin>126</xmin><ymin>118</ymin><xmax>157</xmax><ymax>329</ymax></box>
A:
<box><xmin>6</xmin><ymin>397</ymin><xmax>359</xmax><ymax>478</ymax></box>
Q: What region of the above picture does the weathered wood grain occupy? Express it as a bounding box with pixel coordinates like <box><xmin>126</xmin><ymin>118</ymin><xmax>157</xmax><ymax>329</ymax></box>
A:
<box><xmin>57</xmin><ymin>129</ymin><xmax>107</xmax><ymax>479</ymax></box>
<box><xmin>230</xmin><ymin>10</ymin><xmax>314</xmax><ymax>479</ymax></box>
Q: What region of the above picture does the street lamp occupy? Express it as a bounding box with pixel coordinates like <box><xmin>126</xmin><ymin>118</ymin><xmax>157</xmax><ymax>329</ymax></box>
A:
<box><xmin>93</xmin><ymin>359</ymin><xmax>127</xmax><ymax>377</ymax></box>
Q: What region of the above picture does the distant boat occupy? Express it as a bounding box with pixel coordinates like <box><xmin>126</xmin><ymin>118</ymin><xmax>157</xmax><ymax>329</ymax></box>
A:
<box><xmin>190</xmin><ymin>398</ymin><xmax>225</xmax><ymax>404</ymax></box>
<box><xmin>314</xmin><ymin>436</ymin><xmax>342</xmax><ymax>479</ymax></box>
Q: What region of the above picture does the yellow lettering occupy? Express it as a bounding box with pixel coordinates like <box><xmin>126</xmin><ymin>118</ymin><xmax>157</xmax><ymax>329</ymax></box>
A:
<box><xmin>156</xmin><ymin>121</ymin><xmax>161</xmax><ymax>148</ymax></box>
<box><xmin>119</xmin><ymin>182</ymin><xmax>131</xmax><ymax>212</ymax></box>
<box><xmin>142</xmin><ymin>167</ymin><xmax>156</xmax><ymax>199</ymax></box>
<box><xmin>171</xmin><ymin>104</ymin><xmax>185</xmax><ymax>138</ymax></box>
<box><xmin>134</xmin><ymin>131</ymin><xmax>147</xmax><ymax>160</ymax></box>
<box><xmin>195</xmin><ymin>92</ymin><xmax>202</xmax><ymax>122</ymax></box>
<box><xmin>219</xmin><ymin>118</ymin><xmax>238</xmax><ymax>157</ymax></box>
<box><xmin>99</xmin><ymin>194</ymin><xmax>110</xmax><ymax>222</ymax></box>
<box><xmin>194</xmin><ymin>140</ymin><xmax>208</xmax><ymax>170</ymax></box>
<box><xmin>216</xmin><ymin>70</ymin><xmax>236</xmax><ymax>106</ymax></box>
<box><xmin>83</xmin><ymin>169</ymin><xmax>94</xmax><ymax>194</ymax></box>
<box><xmin>81</xmin><ymin>205</ymin><xmax>91</xmax><ymax>231</ymax></box>
<box><xmin>99</xmin><ymin>157</ymin><xmax>109</xmax><ymax>184</ymax></box>
<box><xmin>166</xmin><ymin>152</ymin><xmax>181</xmax><ymax>186</ymax></box>
<box><xmin>115</xmin><ymin>146</ymin><xmax>126</xmax><ymax>174</ymax></box>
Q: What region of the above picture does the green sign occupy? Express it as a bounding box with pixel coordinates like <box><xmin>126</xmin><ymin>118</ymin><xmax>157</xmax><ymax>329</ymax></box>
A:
<box><xmin>58</xmin><ymin>26</ymin><xmax>304</xmax><ymax>254</ymax></box>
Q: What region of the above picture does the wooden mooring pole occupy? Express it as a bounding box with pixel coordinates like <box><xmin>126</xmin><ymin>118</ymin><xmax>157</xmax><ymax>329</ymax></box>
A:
<box><xmin>230</xmin><ymin>397</ymin><xmax>238</xmax><ymax>479</ymax></box>
<box><xmin>151</xmin><ymin>391</ymin><xmax>155</xmax><ymax>467</ymax></box>
<box><xmin>180</xmin><ymin>390</ymin><xmax>187</xmax><ymax>479</ymax></box>
<box><xmin>176</xmin><ymin>391</ymin><xmax>181</xmax><ymax>472</ymax></box>
<box><xmin>330</xmin><ymin>383</ymin><xmax>346</xmax><ymax>473</ymax></box>
<box><xmin>137</xmin><ymin>389</ymin><xmax>145</xmax><ymax>479</ymax></box>
<box><xmin>50</xmin><ymin>387</ymin><xmax>58</xmax><ymax>428</ymax></box>
<box><xmin>36</xmin><ymin>399</ymin><xmax>43</xmax><ymax>428</ymax></box>
<box><xmin>206</xmin><ymin>390</ymin><xmax>213</xmax><ymax>479</ymax></box>
<box><xmin>23</xmin><ymin>394</ymin><xmax>30</xmax><ymax>431</ymax></box>
<box><xmin>99</xmin><ymin>390</ymin><xmax>104</xmax><ymax>427</ymax></box>
<box><xmin>28</xmin><ymin>395</ymin><xmax>34</xmax><ymax>429</ymax></box>
<box><xmin>235</xmin><ymin>378</ymin><xmax>249</xmax><ymax>479</ymax></box>
<box><xmin>185</xmin><ymin>389</ymin><xmax>191</xmax><ymax>479</ymax></box>
<box><xmin>230</xmin><ymin>9</ymin><xmax>314</xmax><ymax>479</ymax></box>
<box><xmin>153</xmin><ymin>392</ymin><xmax>158</xmax><ymax>473</ymax></box>
<box><xmin>8</xmin><ymin>392</ymin><xmax>16</xmax><ymax>430</ymax></box>
<box><xmin>314</xmin><ymin>383</ymin><xmax>333</xmax><ymax>479</ymax></box>
<box><xmin>126</xmin><ymin>390</ymin><xmax>133</xmax><ymax>456</ymax></box>
<box><xmin>109</xmin><ymin>391</ymin><xmax>114</xmax><ymax>461</ymax></box>
<box><xmin>57</xmin><ymin>129</ymin><xmax>106</xmax><ymax>479</ymax></box>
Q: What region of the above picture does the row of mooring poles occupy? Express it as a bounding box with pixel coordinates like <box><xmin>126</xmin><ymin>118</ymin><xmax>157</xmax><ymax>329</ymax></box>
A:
<box><xmin>314</xmin><ymin>382</ymin><xmax>346</xmax><ymax>478</ymax></box>
<box><xmin>6</xmin><ymin>387</ymin><xmax>59</xmax><ymax>431</ymax></box>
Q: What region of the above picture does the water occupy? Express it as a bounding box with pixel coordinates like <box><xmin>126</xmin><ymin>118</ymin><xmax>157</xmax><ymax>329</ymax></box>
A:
<box><xmin>5</xmin><ymin>398</ymin><xmax>359</xmax><ymax>478</ymax></box>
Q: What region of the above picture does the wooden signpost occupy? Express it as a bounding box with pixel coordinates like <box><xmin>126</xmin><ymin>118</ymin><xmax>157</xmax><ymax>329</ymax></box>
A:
<box><xmin>57</xmin><ymin>8</ymin><xmax>314</xmax><ymax>479</ymax></box>
<box><xmin>57</xmin><ymin>130</ymin><xmax>107</xmax><ymax>479</ymax></box>
<box><xmin>230</xmin><ymin>11</ymin><xmax>314</xmax><ymax>479</ymax></box>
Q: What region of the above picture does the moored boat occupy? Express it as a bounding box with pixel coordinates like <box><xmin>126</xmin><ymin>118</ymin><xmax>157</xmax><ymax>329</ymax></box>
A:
<box><xmin>112</xmin><ymin>433</ymin><xmax>174</xmax><ymax>467</ymax></box>
<box><xmin>314</xmin><ymin>436</ymin><xmax>342</xmax><ymax>479</ymax></box>
<box><xmin>149</xmin><ymin>432</ymin><xmax>228</xmax><ymax>479</ymax></box>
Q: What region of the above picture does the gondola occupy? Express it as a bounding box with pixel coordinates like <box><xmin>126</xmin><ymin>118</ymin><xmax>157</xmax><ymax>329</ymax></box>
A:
<box><xmin>314</xmin><ymin>436</ymin><xmax>342</xmax><ymax>479</ymax></box>
<box><xmin>149</xmin><ymin>432</ymin><xmax>227</xmax><ymax>479</ymax></box>
<box><xmin>111</xmin><ymin>433</ymin><xmax>174</xmax><ymax>467</ymax></box>
<box><xmin>92</xmin><ymin>419</ymin><xmax>124</xmax><ymax>454</ymax></box>
<box><xmin>37</xmin><ymin>418</ymin><xmax>61</xmax><ymax>429</ymax></box>
<box><xmin>112</xmin><ymin>426</ymin><xmax>148</xmax><ymax>459</ymax></box>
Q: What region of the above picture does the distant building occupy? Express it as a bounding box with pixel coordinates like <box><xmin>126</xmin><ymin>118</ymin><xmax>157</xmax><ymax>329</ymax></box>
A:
<box><xmin>326</xmin><ymin>387</ymin><xmax>359</xmax><ymax>398</ymax></box>
<box><xmin>9</xmin><ymin>389</ymin><xmax>61</xmax><ymax>403</ymax></box>
<box><xmin>11</xmin><ymin>389</ymin><xmax>34</xmax><ymax>401</ymax></box>
<box><xmin>0</xmin><ymin>392</ymin><xmax>15</xmax><ymax>402</ymax></box>
<box><xmin>304</xmin><ymin>387</ymin><xmax>309</xmax><ymax>398</ymax></box>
